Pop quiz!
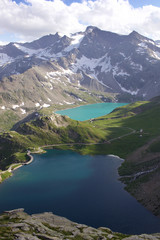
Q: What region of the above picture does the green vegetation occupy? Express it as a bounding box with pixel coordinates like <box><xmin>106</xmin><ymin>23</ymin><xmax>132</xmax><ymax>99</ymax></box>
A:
<box><xmin>0</xmin><ymin>110</ymin><xmax>21</xmax><ymax>131</ymax></box>
<box><xmin>147</xmin><ymin>140</ymin><xmax>160</xmax><ymax>153</ymax></box>
<box><xmin>1</xmin><ymin>98</ymin><xmax>160</xmax><ymax>216</ymax></box>
<box><xmin>61</xmin><ymin>132</ymin><xmax>150</xmax><ymax>158</ymax></box>
<box><xmin>1</xmin><ymin>99</ymin><xmax>160</xmax><ymax>172</ymax></box>
<box><xmin>11</xmin><ymin>163</ymin><xmax>22</xmax><ymax>170</ymax></box>
<box><xmin>119</xmin><ymin>158</ymin><xmax>160</xmax><ymax>176</ymax></box>
<box><xmin>13</xmin><ymin>152</ymin><xmax>29</xmax><ymax>163</ymax></box>
<box><xmin>1</xmin><ymin>171</ymin><xmax>12</xmax><ymax>181</ymax></box>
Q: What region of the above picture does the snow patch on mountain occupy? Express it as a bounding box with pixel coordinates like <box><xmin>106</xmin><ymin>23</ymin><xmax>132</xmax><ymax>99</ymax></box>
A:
<box><xmin>35</xmin><ymin>103</ymin><xmax>40</xmax><ymax>107</ymax></box>
<box><xmin>113</xmin><ymin>66</ymin><xmax>130</xmax><ymax>77</ymax></box>
<box><xmin>20</xmin><ymin>102</ymin><xmax>24</xmax><ymax>106</ymax></box>
<box><xmin>70</xmin><ymin>55</ymin><xmax>113</xmax><ymax>89</ymax></box>
<box><xmin>116</xmin><ymin>81</ymin><xmax>139</xmax><ymax>95</ymax></box>
<box><xmin>14</xmin><ymin>44</ymin><xmax>39</xmax><ymax>56</ymax></box>
<box><xmin>144</xmin><ymin>39</ymin><xmax>155</xmax><ymax>45</ymax></box>
<box><xmin>47</xmin><ymin>68</ymin><xmax>74</xmax><ymax>78</ymax></box>
<box><xmin>64</xmin><ymin>33</ymin><xmax>84</xmax><ymax>52</ymax></box>
<box><xmin>138</xmin><ymin>43</ymin><xmax>148</xmax><ymax>49</ymax></box>
<box><xmin>46</xmin><ymin>68</ymin><xmax>74</xmax><ymax>85</ymax></box>
<box><xmin>63</xmin><ymin>100</ymin><xmax>75</xmax><ymax>104</ymax></box>
<box><xmin>42</xmin><ymin>103</ymin><xmax>50</xmax><ymax>108</ymax></box>
<box><xmin>98</xmin><ymin>55</ymin><xmax>112</xmax><ymax>73</ymax></box>
<box><xmin>0</xmin><ymin>53</ymin><xmax>13</xmax><ymax>66</ymax></box>
<box><xmin>20</xmin><ymin>108</ymin><xmax>26</xmax><ymax>114</ymax></box>
<box><xmin>71</xmin><ymin>54</ymin><xmax>112</xmax><ymax>73</ymax></box>
<box><xmin>151</xmin><ymin>51</ymin><xmax>160</xmax><ymax>60</ymax></box>
<box><xmin>71</xmin><ymin>56</ymin><xmax>98</xmax><ymax>72</ymax></box>
<box><xmin>119</xmin><ymin>52</ymin><xmax>126</xmax><ymax>58</ymax></box>
<box><xmin>38</xmin><ymin>48</ymin><xmax>62</xmax><ymax>60</ymax></box>
<box><xmin>127</xmin><ymin>58</ymin><xmax>143</xmax><ymax>71</ymax></box>
<box><xmin>12</xmin><ymin>105</ymin><xmax>20</xmax><ymax>109</ymax></box>
<box><xmin>136</xmin><ymin>46</ymin><xmax>146</xmax><ymax>55</ymax></box>
<box><xmin>14</xmin><ymin>43</ymin><xmax>62</xmax><ymax>60</ymax></box>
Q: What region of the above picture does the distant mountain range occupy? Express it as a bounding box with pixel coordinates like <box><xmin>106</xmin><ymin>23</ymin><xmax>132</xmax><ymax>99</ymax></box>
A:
<box><xmin>0</xmin><ymin>26</ymin><xmax>160</xmax><ymax>115</ymax></box>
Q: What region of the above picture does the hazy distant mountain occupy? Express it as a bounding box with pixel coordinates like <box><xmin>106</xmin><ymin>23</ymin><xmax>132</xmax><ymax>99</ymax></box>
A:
<box><xmin>0</xmin><ymin>26</ymin><xmax>160</xmax><ymax>114</ymax></box>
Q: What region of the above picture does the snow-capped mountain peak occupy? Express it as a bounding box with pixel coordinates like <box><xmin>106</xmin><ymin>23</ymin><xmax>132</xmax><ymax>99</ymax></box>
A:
<box><xmin>0</xmin><ymin>26</ymin><xmax>160</xmax><ymax>107</ymax></box>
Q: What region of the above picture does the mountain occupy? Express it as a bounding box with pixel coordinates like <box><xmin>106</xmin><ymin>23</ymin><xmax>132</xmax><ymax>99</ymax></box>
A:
<box><xmin>0</xmin><ymin>26</ymin><xmax>160</xmax><ymax>117</ymax></box>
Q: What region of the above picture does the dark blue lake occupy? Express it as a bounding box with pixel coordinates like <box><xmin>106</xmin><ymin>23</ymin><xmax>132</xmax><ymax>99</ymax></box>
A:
<box><xmin>1</xmin><ymin>149</ymin><xmax>160</xmax><ymax>234</ymax></box>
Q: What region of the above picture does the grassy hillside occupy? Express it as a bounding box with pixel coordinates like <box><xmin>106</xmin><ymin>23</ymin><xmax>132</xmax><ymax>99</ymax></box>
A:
<box><xmin>52</xmin><ymin>100</ymin><xmax>160</xmax><ymax>216</ymax></box>
<box><xmin>0</xmin><ymin>114</ymin><xmax>106</xmax><ymax>170</ymax></box>
<box><xmin>0</xmin><ymin>99</ymin><xmax>160</xmax><ymax>216</ymax></box>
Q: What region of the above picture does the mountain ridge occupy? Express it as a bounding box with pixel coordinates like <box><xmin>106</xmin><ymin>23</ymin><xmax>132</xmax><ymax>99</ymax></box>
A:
<box><xmin>0</xmin><ymin>26</ymin><xmax>160</xmax><ymax>117</ymax></box>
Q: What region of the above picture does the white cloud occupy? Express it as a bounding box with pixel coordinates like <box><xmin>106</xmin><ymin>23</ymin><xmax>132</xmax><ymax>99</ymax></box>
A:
<box><xmin>0</xmin><ymin>41</ymin><xmax>9</xmax><ymax>46</ymax></box>
<box><xmin>0</xmin><ymin>0</ymin><xmax>160</xmax><ymax>44</ymax></box>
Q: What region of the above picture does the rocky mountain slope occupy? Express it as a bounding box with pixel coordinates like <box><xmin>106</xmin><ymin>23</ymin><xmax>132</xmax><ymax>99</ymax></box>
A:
<box><xmin>1</xmin><ymin>208</ymin><xmax>160</xmax><ymax>240</ymax></box>
<box><xmin>0</xmin><ymin>26</ymin><xmax>160</xmax><ymax>117</ymax></box>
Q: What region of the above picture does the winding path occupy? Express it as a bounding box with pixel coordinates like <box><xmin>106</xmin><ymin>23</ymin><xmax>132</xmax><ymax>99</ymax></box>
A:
<box><xmin>41</xmin><ymin>127</ymin><xmax>136</xmax><ymax>148</ymax></box>
<box><xmin>0</xmin><ymin>151</ymin><xmax>34</xmax><ymax>183</ymax></box>
<box><xmin>121</xmin><ymin>166</ymin><xmax>158</xmax><ymax>182</ymax></box>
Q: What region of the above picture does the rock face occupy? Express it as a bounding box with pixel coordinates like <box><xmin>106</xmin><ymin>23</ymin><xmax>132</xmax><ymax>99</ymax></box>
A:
<box><xmin>0</xmin><ymin>26</ymin><xmax>160</xmax><ymax>112</ymax></box>
<box><xmin>1</xmin><ymin>208</ymin><xmax>160</xmax><ymax>240</ymax></box>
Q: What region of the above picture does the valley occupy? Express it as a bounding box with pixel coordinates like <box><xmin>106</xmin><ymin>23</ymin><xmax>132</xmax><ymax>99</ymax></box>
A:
<box><xmin>0</xmin><ymin>98</ymin><xmax>160</xmax><ymax>219</ymax></box>
<box><xmin>0</xmin><ymin>26</ymin><xmax>160</xmax><ymax>238</ymax></box>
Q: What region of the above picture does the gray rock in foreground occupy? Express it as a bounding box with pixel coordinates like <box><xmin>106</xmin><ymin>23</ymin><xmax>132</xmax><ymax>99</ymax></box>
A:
<box><xmin>0</xmin><ymin>208</ymin><xmax>160</xmax><ymax>240</ymax></box>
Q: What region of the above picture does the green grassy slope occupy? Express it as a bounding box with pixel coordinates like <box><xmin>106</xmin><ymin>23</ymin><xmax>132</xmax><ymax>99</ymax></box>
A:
<box><xmin>1</xmin><ymin>99</ymin><xmax>160</xmax><ymax>170</ymax></box>
<box><xmin>0</xmin><ymin>114</ymin><xmax>106</xmax><ymax>170</ymax></box>
<box><xmin>65</xmin><ymin>100</ymin><xmax>160</xmax><ymax>157</ymax></box>
<box><xmin>1</xmin><ymin>99</ymin><xmax>160</xmax><ymax>216</ymax></box>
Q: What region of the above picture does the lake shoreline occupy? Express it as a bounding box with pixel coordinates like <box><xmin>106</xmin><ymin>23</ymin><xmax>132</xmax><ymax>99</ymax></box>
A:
<box><xmin>1</xmin><ymin>150</ymin><xmax>160</xmax><ymax>235</ymax></box>
<box><xmin>0</xmin><ymin>150</ymin><xmax>34</xmax><ymax>184</ymax></box>
<box><xmin>55</xmin><ymin>102</ymin><xmax>128</xmax><ymax>121</ymax></box>
<box><xmin>0</xmin><ymin>142</ymin><xmax>124</xmax><ymax>184</ymax></box>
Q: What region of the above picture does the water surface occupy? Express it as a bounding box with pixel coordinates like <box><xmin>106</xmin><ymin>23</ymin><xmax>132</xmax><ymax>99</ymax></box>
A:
<box><xmin>0</xmin><ymin>150</ymin><xmax>160</xmax><ymax>234</ymax></box>
<box><xmin>56</xmin><ymin>102</ymin><xmax>127</xmax><ymax>121</ymax></box>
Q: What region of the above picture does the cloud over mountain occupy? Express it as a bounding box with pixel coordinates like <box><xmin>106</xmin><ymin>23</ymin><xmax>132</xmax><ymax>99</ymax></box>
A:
<box><xmin>0</xmin><ymin>0</ymin><xmax>160</xmax><ymax>43</ymax></box>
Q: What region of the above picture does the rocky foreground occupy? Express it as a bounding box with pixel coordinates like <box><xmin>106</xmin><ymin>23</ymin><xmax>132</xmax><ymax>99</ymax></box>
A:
<box><xmin>0</xmin><ymin>209</ymin><xmax>160</xmax><ymax>240</ymax></box>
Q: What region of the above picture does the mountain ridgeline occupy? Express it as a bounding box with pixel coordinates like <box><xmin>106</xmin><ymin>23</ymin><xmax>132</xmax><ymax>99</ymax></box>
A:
<box><xmin>0</xmin><ymin>26</ymin><xmax>160</xmax><ymax>117</ymax></box>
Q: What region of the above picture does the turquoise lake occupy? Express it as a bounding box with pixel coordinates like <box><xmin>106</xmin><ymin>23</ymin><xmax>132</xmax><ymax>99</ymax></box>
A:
<box><xmin>56</xmin><ymin>102</ymin><xmax>127</xmax><ymax>120</ymax></box>
<box><xmin>1</xmin><ymin>150</ymin><xmax>160</xmax><ymax>234</ymax></box>
<box><xmin>1</xmin><ymin>103</ymin><xmax>160</xmax><ymax>234</ymax></box>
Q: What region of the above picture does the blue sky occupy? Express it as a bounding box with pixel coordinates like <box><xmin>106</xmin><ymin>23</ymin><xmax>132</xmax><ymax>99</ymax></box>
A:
<box><xmin>0</xmin><ymin>0</ymin><xmax>160</xmax><ymax>45</ymax></box>
<box><xmin>130</xmin><ymin>0</ymin><xmax>160</xmax><ymax>8</ymax></box>
<box><xmin>13</xmin><ymin>0</ymin><xmax>160</xmax><ymax>8</ymax></box>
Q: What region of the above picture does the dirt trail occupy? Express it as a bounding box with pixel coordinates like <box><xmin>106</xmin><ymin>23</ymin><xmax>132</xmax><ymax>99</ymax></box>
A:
<box><xmin>42</xmin><ymin>127</ymin><xmax>136</xmax><ymax>148</ymax></box>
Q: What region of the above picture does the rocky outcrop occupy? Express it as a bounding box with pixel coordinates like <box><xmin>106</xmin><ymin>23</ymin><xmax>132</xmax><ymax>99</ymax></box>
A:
<box><xmin>0</xmin><ymin>209</ymin><xmax>160</xmax><ymax>240</ymax></box>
